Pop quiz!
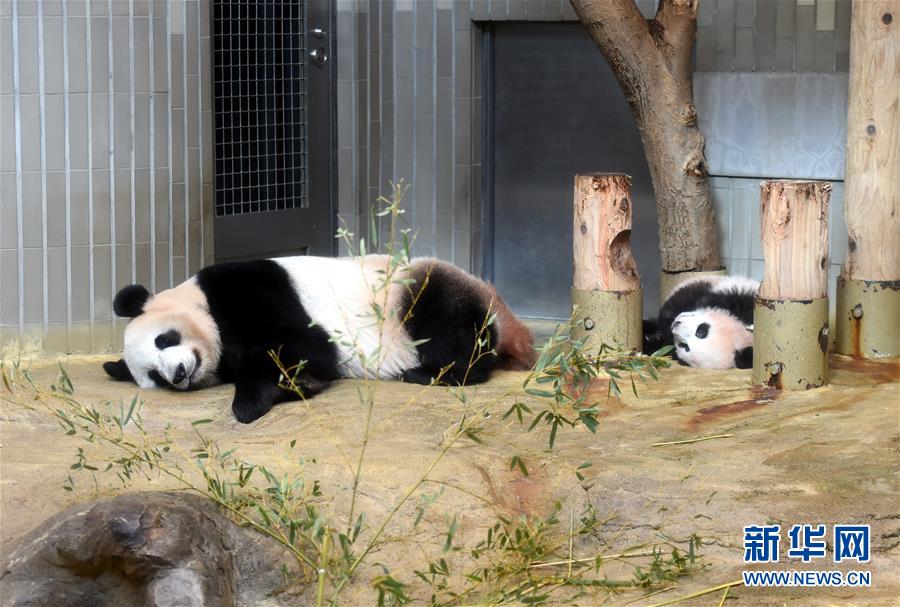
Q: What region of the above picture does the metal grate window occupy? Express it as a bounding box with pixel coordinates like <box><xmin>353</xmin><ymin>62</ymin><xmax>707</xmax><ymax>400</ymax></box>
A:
<box><xmin>212</xmin><ymin>0</ymin><xmax>308</xmax><ymax>216</ymax></box>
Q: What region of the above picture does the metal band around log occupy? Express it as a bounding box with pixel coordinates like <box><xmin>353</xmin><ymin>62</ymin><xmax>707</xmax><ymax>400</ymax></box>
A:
<box><xmin>752</xmin><ymin>297</ymin><xmax>829</xmax><ymax>390</ymax></box>
<box><xmin>571</xmin><ymin>288</ymin><xmax>642</xmax><ymax>351</ymax></box>
<box><xmin>835</xmin><ymin>277</ymin><xmax>900</xmax><ymax>359</ymax></box>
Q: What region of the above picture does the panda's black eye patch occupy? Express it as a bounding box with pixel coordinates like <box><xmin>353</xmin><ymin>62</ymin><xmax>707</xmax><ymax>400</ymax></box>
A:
<box><xmin>155</xmin><ymin>329</ymin><xmax>181</xmax><ymax>350</ymax></box>
<box><xmin>695</xmin><ymin>323</ymin><xmax>710</xmax><ymax>339</ymax></box>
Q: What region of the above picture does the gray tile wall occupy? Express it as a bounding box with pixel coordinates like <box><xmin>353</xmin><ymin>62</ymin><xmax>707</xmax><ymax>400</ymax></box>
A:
<box><xmin>695</xmin><ymin>1</ymin><xmax>850</xmax><ymax>291</ymax></box>
<box><xmin>0</xmin><ymin>0</ymin><xmax>214</xmax><ymax>353</ymax></box>
<box><xmin>697</xmin><ymin>0</ymin><xmax>852</xmax><ymax>72</ymax></box>
<box><xmin>335</xmin><ymin>0</ymin><xmax>590</xmax><ymax>273</ymax></box>
<box><xmin>2</xmin><ymin>0</ymin><xmax>856</xmax><ymax>350</ymax></box>
<box><xmin>336</xmin><ymin>0</ymin><xmax>851</xmax><ymax>295</ymax></box>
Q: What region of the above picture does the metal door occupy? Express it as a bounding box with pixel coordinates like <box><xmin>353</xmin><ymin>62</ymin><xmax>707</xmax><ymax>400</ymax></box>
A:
<box><xmin>212</xmin><ymin>0</ymin><xmax>335</xmax><ymax>261</ymax></box>
<box><xmin>486</xmin><ymin>23</ymin><xmax>660</xmax><ymax>319</ymax></box>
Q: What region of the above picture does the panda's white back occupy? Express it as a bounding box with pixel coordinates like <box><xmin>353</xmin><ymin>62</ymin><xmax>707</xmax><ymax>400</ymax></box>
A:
<box><xmin>711</xmin><ymin>276</ymin><xmax>759</xmax><ymax>296</ymax></box>
<box><xmin>273</xmin><ymin>255</ymin><xmax>420</xmax><ymax>379</ymax></box>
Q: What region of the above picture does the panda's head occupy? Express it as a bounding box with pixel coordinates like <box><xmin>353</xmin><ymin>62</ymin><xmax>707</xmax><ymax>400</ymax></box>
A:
<box><xmin>670</xmin><ymin>308</ymin><xmax>753</xmax><ymax>369</ymax></box>
<box><xmin>103</xmin><ymin>280</ymin><xmax>221</xmax><ymax>390</ymax></box>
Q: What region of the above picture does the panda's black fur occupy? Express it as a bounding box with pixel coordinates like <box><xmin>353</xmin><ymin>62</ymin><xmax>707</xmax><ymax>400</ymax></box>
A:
<box><xmin>104</xmin><ymin>256</ymin><xmax>535</xmax><ymax>423</ymax></box>
<box><xmin>643</xmin><ymin>276</ymin><xmax>758</xmax><ymax>369</ymax></box>
<box><xmin>196</xmin><ymin>260</ymin><xmax>343</xmax><ymax>423</ymax></box>
<box><xmin>400</xmin><ymin>262</ymin><xmax>499</xmax><ymax>386</ymax></box>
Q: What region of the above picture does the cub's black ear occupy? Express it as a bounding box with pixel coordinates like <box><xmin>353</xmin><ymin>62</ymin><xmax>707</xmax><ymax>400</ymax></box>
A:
<box><xmin>113</xmin><ymin>284</ymin><xmax>151</xmax><ymax>317</ymax></box>
<box><xmin>734</xmin><ymin>346</ymin><xmax>753</xmax><ymax>369</ymax></box>
<box><xmin>642</xmin><ymin>320</ymin><xmax>666</xmax><ymax>355</ymax></box>
<box><xmin>103</xmin><ymin>359</ymin><xmax>134</xmax><ymax>381</ymax></box>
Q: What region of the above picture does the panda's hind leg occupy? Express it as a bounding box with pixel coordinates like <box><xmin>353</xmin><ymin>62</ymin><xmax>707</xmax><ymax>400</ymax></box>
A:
<box><xmin>401</xmin><ymin>367</ymin><xmax>437</xmax><ymax>386</ymax></box>
<box><xmin>401</xmin><ymin>264</ymin><xmax>498</xmax><ymax>387</ymax></box>
<box><xmin>401</xmin><ymin>335</ymin><xmax>495</xmax><ymax>387</ymax></box>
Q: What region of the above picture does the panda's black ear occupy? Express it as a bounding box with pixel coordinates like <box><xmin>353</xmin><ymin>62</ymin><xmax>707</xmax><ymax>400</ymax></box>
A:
<box><xmin>103</xmin><ymin>359</ymin><xmax>134</xmax><ymax>381</ymax></box>
<box><xmin>734</xmin><ymin>346</ymin><xmax>753</xmax><ymax>369</ymax></box>
<box><xmin>113</xmin><ymin>284</ymin><xmax>151</xmax><ymax>317</ymax></box>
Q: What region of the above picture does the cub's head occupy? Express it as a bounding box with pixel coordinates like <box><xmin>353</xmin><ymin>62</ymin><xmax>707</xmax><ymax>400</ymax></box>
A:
<box><xmin>103</xmin><ymin>280</ymin><xmax>221</xmax><ymax>390</ymax></box>
<box><xmin>671</xmin><ymin>308</ymin><xmax>753</xmax><ymax>370</ymax></box>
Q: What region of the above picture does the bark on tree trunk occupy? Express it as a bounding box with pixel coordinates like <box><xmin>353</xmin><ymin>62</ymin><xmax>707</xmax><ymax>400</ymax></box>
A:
<box><xmin>570</xmin><ymin>0</ymin><xmax>720</xmax><ymax>272</ymax></box>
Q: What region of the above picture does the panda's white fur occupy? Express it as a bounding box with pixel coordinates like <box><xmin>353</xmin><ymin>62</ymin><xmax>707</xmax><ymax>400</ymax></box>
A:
<box><xmin>672</xmin><ymin>275</ymin><xmax>760</xmax><ymax>298</ymax></box>
<box><xmin>670</xmin><ymin>308</ymin><xmax>754</xmax><ymax>369</ymax></box>
<box><xmin>104</xmin><ymin>254</ymin><xmax>535</xmax><ymax>423</ymax></box>
<box><xmin>645</xmin><ymin>275</ymin><xmax>759</xmax><ymax>369</ymax></box>
<box><xmin>273</xmin><ymin>255</ymin><xmax>420</xmax><ymax>379</ymax></box>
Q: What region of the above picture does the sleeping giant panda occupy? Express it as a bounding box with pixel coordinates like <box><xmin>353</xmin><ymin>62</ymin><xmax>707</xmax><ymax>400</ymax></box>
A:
<box><xmin>643</xmin><ymin>276</ymin><xmax>759</xmax><ymax>369</ymax></box>
<box><xmin>103</xmin><ymin>255</ymin><xmax>535</xmax><ymax>423</ymax></box>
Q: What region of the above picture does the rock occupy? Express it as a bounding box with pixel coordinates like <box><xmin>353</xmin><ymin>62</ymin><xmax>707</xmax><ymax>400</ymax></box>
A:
<box><xmin>0</xmin><ymin>492</ymin><xmax>290</xmax><ymax>607</ymax></box>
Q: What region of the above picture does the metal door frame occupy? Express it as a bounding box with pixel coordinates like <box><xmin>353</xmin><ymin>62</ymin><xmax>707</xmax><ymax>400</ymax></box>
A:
<box><xmin>212</xmin><ymin>0</ymin><xmax>336</xmax><ymax>262</ymax></box>
<box><xmin>480</xmin><ymin>23</ymin><xmax>496</xmax><ymax>283</ymax></box>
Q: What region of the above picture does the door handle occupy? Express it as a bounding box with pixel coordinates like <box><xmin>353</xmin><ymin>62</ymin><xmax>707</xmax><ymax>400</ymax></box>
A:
<box><xmin>310</xmin><ymin>47</ymin><xmax>328</xmax><ymax>67</ymax></box>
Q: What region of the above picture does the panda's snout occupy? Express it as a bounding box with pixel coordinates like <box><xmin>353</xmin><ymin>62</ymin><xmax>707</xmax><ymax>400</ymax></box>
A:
<box><xmin>173</xmin><ymin>362</ymin><xmax>187</xmax><ymax>385</ymax></box>
<box><xmin>159</xmin><ymin>345</ymin><xmax>198</xmax><ymax>388</ymax></box>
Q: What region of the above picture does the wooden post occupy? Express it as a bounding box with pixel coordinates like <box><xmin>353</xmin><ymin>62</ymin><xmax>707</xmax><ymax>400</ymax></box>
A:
<box><xmin>571</xmin><ymin>173</ymin><xmax>642</xmax><ymax>350</ymax></box>
<box><xmin>836</xmin><ymin>0</ymin><xmax>900</xmax><ymax>358</ymax></box>
<box><xmin>753</xmin><ymin>181</ymin><xmax>831</xmax><ymax>390</ymax></box>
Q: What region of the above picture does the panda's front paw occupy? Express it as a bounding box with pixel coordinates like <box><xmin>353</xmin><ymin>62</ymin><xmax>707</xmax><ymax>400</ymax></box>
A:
<box><xmin>734</xmin><ymin>346</ymin><xmax>753</xmax><ymax>369</ymax></box>
<box><xmin>231</xmin><ymin>381</ymin><xmax>281</xmax><ymax>423</ymax></box>
<box><xmin>232</xmin><ymin>400</ymin><xmax>272</xmax><ymax>424</ymax></box>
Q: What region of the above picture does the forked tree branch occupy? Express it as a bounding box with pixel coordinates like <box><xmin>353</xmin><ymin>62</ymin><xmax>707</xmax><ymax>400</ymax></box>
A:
<box><xmin>570</xmin><ymin>0</ymin><xmax>719</xmax><ymax>272</ymax></box>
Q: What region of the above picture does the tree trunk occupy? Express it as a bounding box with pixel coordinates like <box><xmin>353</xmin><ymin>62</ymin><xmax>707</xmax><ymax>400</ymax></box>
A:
<box><xmin>570</xmin><ymin>0</ymin><xmax>720</xmax><ymax>272</ymax></box>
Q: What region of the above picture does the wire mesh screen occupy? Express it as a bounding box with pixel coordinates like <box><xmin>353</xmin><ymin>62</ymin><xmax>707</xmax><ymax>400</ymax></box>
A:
<box><xmin>213</xmin><ymin>0</ymin><xmax>308</xmax><ymax>216</ymax></box>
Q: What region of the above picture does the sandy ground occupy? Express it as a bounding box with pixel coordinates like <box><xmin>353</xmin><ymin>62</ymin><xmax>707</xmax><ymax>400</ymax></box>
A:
<box><xmin>1</xmin><ymin>352</ymin><xmax>898</xmax><ymax>606</ymax></box>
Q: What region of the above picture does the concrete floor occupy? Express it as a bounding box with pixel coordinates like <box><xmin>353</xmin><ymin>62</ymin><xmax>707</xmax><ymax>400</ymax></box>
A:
<box><xmin>1</xmin><ymin>353</ymin><xmax>898</xmax><ymax>605</ymax></box>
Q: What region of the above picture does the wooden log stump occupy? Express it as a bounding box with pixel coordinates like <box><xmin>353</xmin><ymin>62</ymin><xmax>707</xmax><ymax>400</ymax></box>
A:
<box><xmin>758</xmin><ymin>181</ymin><xmax>831</xmax><ymax>300</ymax></box>
<box><xmin>571</xmin><ymin>174</ymin><xmax>642</xmax><ymax>350</ymax></box>
<box><xmin>836</xmin><ymin>0</ymin><xmax>900</xmax><ymax>358</ymax></box>
<box><xmin>753</xmin><ymin>181</ymin><xmax>831</xmax><ymax>390</ymax></box>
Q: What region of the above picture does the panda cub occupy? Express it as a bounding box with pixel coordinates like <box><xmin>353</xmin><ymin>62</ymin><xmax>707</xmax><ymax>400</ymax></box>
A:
<box><xmin>643</xmin><ymin>276</ymin><xmax>759</xmax><ymax>369</ymax></box>
<box><xmin>103</xmin><ymin>255</ymin><xmax>535</xmax><ymax>423</ymax></box>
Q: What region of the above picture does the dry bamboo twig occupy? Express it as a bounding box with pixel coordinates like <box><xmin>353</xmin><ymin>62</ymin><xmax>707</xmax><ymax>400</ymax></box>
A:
<box><xmin>645</xmin><ymin>579</ymin><xmax>743</xmax><ymax>607</ymax></box>
<box><xmin>652</xmin><ymin>434</ymin><xmax>734</xmax><ymax>447</ymax></box>
<box><xmin>529</xmin><ymin>550</ymin><xmax>657</xmax><ymax>569</ymax></box>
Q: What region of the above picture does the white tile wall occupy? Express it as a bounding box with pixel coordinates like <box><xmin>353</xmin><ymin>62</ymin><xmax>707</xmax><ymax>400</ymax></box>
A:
<box><xmin>0</xmin><ymin>0</ymin><xmax>213</xmax><ymax>354</ymax></box>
